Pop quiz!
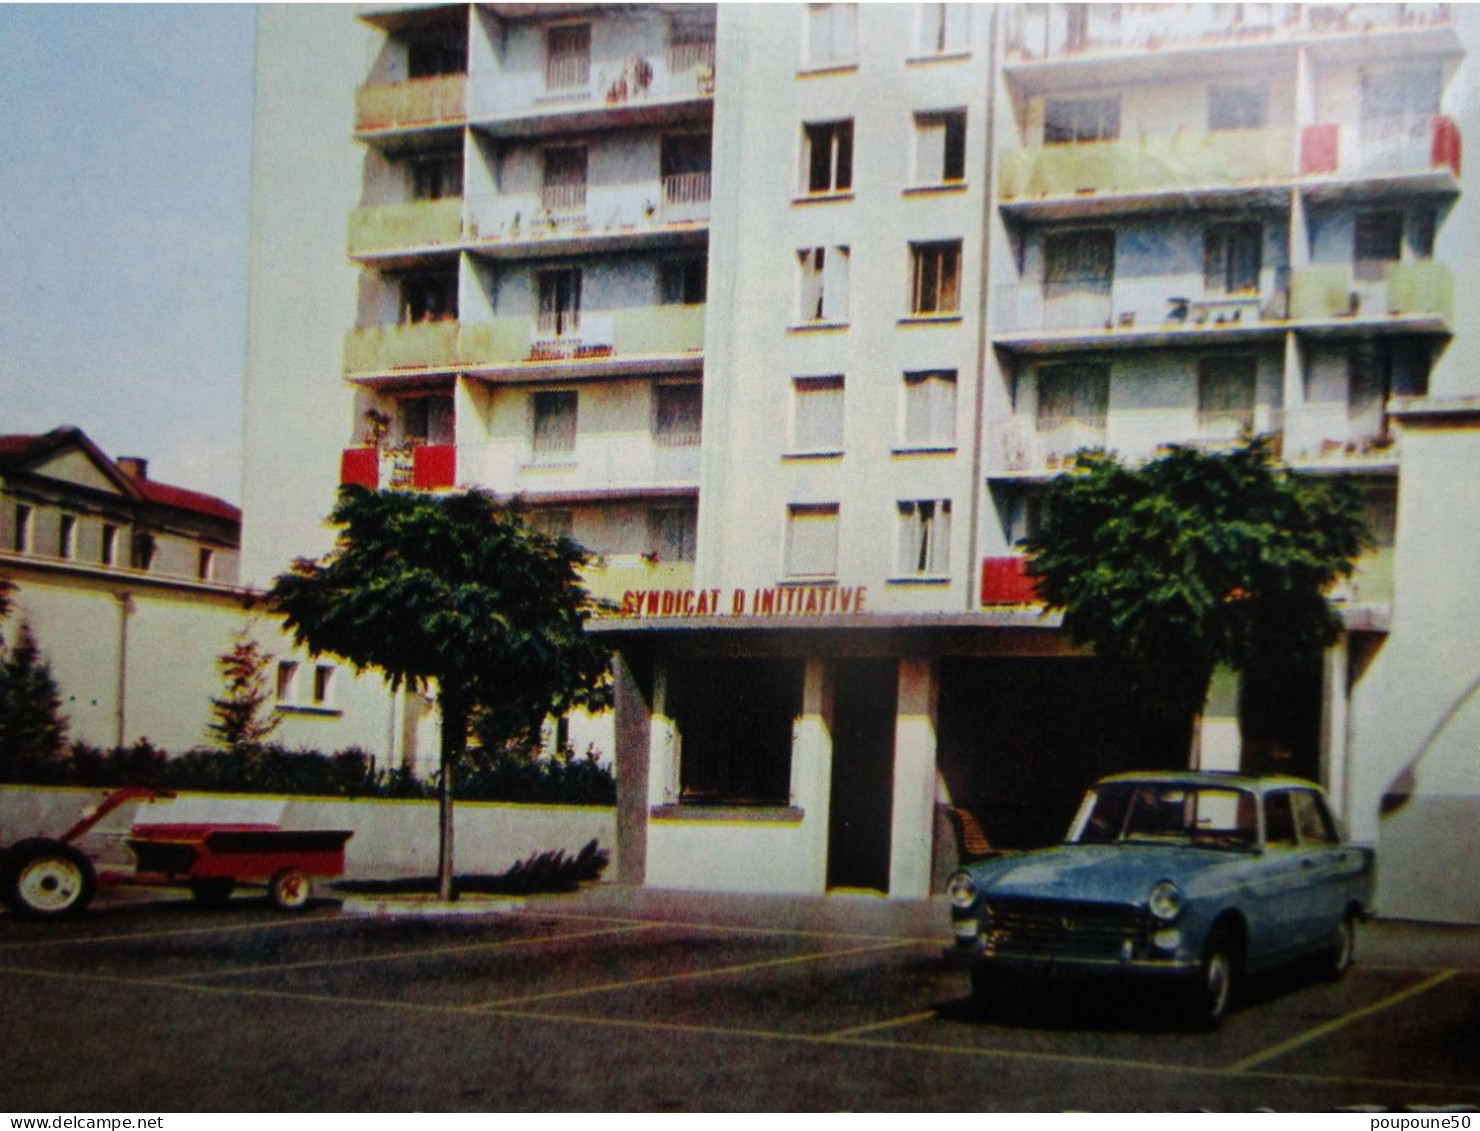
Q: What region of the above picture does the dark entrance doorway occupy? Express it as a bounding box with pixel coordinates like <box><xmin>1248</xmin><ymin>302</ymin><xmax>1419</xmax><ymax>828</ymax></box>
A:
<box><xmin>827</xmin><ymin>658</ymin><xmax>898</xmax><ymax>893</ymax></box>
<box><xmin>1240</xmin><ymin>659</ymin><xmax>1323</xmax><ymax>781</ymax></box>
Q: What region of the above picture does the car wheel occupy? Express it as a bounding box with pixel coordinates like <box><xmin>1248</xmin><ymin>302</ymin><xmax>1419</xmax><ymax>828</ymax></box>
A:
<box><xmin>2</xmin><ymin>841</ymin><xmax>97</xmax><ymax>920</ymax></box>
<box><xmin>1321</xmin><ymin>914</ymin><xmax>1357</xmax><ymax>981</ymax></box>
<box><xmin>1185</xmin><ymin>925</ymin><xmax>1239</xmax><ymax>1029</ymax></box>
<box><xmin>189</xmin><ymin>878</ymin><xmax>236</xmax><ymax>909</ymax></box>
<box><xmin>267</xmin><ymin>867</ymin><xmax>312</xmax><ymax>912</ymax></box>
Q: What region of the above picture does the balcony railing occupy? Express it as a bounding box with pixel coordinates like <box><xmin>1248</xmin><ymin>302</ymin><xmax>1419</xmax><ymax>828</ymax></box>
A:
<box><xmin>468</xmin><ymin>180</ymin><xmax>710</xmax><ymax>245</ymax></box>
<box><xmin>355</xmin><ymin>75</ymin><xmax>466</xmax><ymax>133</ymax></box>
<box><xmin>339</xmin><ymin>444</ymin><xmax>457</xmax><ymax>492</ymax></box>
<box><xmin>1300</xmin><ymin>117</ymin><xmax>1462</xmax><ymax>178</ymax></box>
<box><xmin>1289</xmin><ymin>262</ymin><xmax>1452</xmax><ymax>323</ymax></box>
<box><xmin>994</xmin><ymin>281</ymin><xmax>1278</xmax><ymax>337</ymax></box>
<box><xmin>988</xmin><ymin>409</ymin><xmax>1286</xmax><ymax>475</ymax></box>
<box><xmin>981</xmin><ymin>556</ymin><xmax>1042</xmax><ymax>607</ymax></box>
<box><xmin>1000</xmin><ymin>128</ymin><xmax>1296</xmax><ymax>202</ymax></box>
<box><xmin>347</xmin><ymin>200</ymin><xmax>463</xmax><ymax>257</ymax></box>
<box><xmin>344</xmin><ymin>305</ymin><xmax>705</xmax><ymax>376</ymax></box>
<box><xmin>541</xmin><ymin>181</ymin><xmax>588</xmax><ymax>213</ymax></box>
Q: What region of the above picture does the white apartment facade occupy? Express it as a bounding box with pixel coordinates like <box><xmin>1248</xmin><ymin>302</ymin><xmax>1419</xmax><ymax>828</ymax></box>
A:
<box><xmin>244</xmin><ymin>3</ymin><xmax>1480</xmax><ymax>921</ymax></box>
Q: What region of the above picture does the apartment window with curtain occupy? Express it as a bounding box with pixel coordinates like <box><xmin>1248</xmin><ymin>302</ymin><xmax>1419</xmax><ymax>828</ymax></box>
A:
<box><xmin>1208</xmin><ymin>84</ymin><xmax>1269</xmax><ymax>131</ymax></box>
<box><xmin>542</xmin><ymin>146</ymin><xmax>588</xmax><ymax>213</ymax></box>
<box><xmin>400</xmin><ymin>271</ymin><xmax>457</xmax><ymax>323</ymax></box>
<box><xmin>785</xmin><ymin>504</ymin><xmax>840</xmax><ymax>578</ymax></box>
<box><xmin>410</xmin><ymin>149</ymin><xmax>463</xmax><ymax>201</ymax></box>
<box><xmin>1044</xmin><ymin>96</ymin><xmax>1120</xmax><ymax>144</ymax></box>
<box><xmin>661</xmin><ymin>133</ymin><xmax>712</xmax><ymax>206</ymax></box>
<box><xmin>659</xmin><ymin>257</ymin><xmax>707</xmax><ymax>305</ymax></box>
<box><xmin>1197</xmin><ymin>356</ymin><xmax>1258</xmax><ymax>432</ymax></box>
<box><xmin>897</xmin><ymin>500</ymin><xmax>951</xmax><ymax>576</ymax></box>
<box><xmin>647</xmin><ymin>505</ymin><xmax>698</xmax><ymax>563</ymax></box>
<box><xmin>910</xmin><ymin>240</ymin><xmax>962</xmax><ymax>316</ymax></box>
<box><xmin>917</xmin><ymin>3</ymin><xmax>969</xmax><ymax>55</ymax></box>
<box><xmin>545</xmin><ymin>23</ymin><xmax>591</xmax><ymax>91</ymax></box>
<box><xmin>1204</xmin><ymin>222</ymin><xmax>1262</xmax><ymax>295</ymax></box>
<box><xmin>531</xmin><ymin>390</ymin><xmax>578</xmax><ymax>457</ymax></box>
<box><xmin>914</xmin><ymin>111</ymin><xmax>967</xmax><ymax>185</ymax></box>
<box><xmin>803</xmin><ymin>120</ymin><xmax>854</xmax><ymax>195</ymax></box>
<box><xmin>654</xmin><ymin>383</ymin><xmax>703</xmax><ymax>447</ymax></box>
<box><xmin>805</xmin><ymin>4</ymin><xmax>857</xmax><ymax>68</ymax></box>
<box><xmin>1036</xmin><ymin>363</ymin><xmax>1109</xmax><ymax>432</ymax></box>
<box><xmin>901</xmin><ymin>370</ymin><xmax>957</xmax><ymax>448</ymax></box>
<box><xmin>798</xmin><ymin>246</ymin><xmax>850</xmax><ymax>323</ymax></box>
<box><xmin>536</xmin><ymin>268</ymin><xmax>582</xmax><ymax>336</ymax></box>
<box><xmin>532</xmin><ymin>509</ymin><xmax>574</xmax><ymax>540</ymax></box>
<box><xmin>792</xmin><ymin>375</ymin><xmax>845</xmax><ymax>453</ymax></box>
<box><xmin>1354</xmin><ymin>210</ymin><xmax>1404</xmax><ymax>282</ymax></box>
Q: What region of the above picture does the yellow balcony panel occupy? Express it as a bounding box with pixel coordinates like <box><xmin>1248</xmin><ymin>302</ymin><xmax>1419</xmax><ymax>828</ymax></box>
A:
<box><xmin>612</xmin><ymin>304</ymin><xmax>706</xmax><ymax>357</ymax></box>
<box><xmin>1289</xmin><ymin>266</ymin><xmax>1353</xmax><ymax>321</ymax></box>
<box><xmin>583</xmin><ymin>559</ymin><xmax>696</xmax><ymax>612</ymax></box>
<box><xmin>1346</xmin><ymin>546</ymin><xmax>1395</xmax><ymax>606</ymax></box>
<box><xmin>456</xmin><ymin>318</ymin><xmax>531</xmax><ymax>368</ymax></box>
<box><xmin>344</xmin><ymin>321</ymin><xmax>459</xmax><ymax>375</ymax></box>
<box><xmin>348</xmin><ymin>200</ymin><xmax>464</xmax><ymax>257</ymax></box>
<box><xmin>355</xmin><ymin>75</ymin><xmax>466</xmax><ymax>133</ymax></box>
<box><xmin>1387</xmin><ymin>262</ymin><xmax>1453</xmax><ymax>322</ymax></box>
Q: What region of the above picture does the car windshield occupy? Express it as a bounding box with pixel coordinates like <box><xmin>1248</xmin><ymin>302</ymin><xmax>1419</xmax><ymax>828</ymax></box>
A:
<box><xmin>1068</xmin><ymin>782</ymin><xmax>1258</xmax><ymax>849</ymax></box>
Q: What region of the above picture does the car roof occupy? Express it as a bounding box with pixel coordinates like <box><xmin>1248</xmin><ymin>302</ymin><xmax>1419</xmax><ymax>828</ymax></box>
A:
<box><xmin>1094</xmin><ymin>770</ymin><xmax>1325</xmax><ymax>794</ymax></box>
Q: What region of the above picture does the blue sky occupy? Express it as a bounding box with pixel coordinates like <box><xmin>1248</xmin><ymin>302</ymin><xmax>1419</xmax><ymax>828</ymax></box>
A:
<box><xmin>0</xmin><ymin>4</ymin><xmax>256</xmax><ymax>503</ymax></box>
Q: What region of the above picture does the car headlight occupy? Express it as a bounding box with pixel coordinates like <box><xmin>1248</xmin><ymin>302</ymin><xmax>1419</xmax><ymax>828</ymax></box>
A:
<box><xmin>1147</xmin><ymin>880</ymin><xmax>1185</xmax><ymax>922</ymax></box>
<box><xmin>946</xmin><ymin>871</ymin><xmax>979</xmax><ymax>910</ymax></box>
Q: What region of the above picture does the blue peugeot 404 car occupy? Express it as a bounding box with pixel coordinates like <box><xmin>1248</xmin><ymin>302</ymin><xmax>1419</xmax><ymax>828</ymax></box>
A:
<box><xmin>947</xmin><ymin>772</ymin><xmax>1374</xmax><ymax>1026</ymax></box>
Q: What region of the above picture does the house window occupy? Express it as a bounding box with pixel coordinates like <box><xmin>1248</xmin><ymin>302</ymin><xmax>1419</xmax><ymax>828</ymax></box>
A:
<box><xmin>1044</xmin><ymin>96</ymin><xmax>1120</xmax><ymax>144</ymax></box>
<box><xmin>910</xmin><ymin>240</ymin><xmax>962</xmax><ymax>316</ymax></box>
<box><xmin>1197</xmin><ymin>356</ymin><xmax>1258</xmax><ymax>432</ymax></box>
<box><xmin>805</xmin><ymin>4</ymin><xmax>857</xmax><ymax>69</ymax></box>
<box><xmin>670</xmin><ymin>657</ymin><xmax>802</xmax><ymax>806</ymax></box>
<box><xmin>785</xmin><ymin>504</ymin><xmax>840</xmax><ymax>578</ymax></box>
<box><xmin>131</xmin><ymin>531</ymin><xmax>157</xmax><ymax>572</ymax></box>
<box><xmin>536</xmin><ymin>268</ymin><xmax>581</xmax><ymax>336</ymax></box>
<box><xmin>1208</xmin><ymin>84</ymin><xmax>1268</xmax><ymax>131</ymax></box>
<box><xmin>654</xmin><ymin>384</ymin><xmax>703</xmax><ymax>447</ymax></box>
<box><xmin>661</xmin><ymin>134</ymin><xmax>712</xmax><ymax>206</ymax></box>
<box><xmin>897</xmin><ymin>500</ymin><xmax>951</xmax><ymax>575</ymax></box>
<box><xmin>312</xmin><ymin>664</ymin><xmax>335</xmax><ymax>708</ymax></box>
<box><xmin>276</xmin><ymin>660</ymin><xmax>300</xmax><ymax>704</ymax></box>
<box><xmin>1037</xmin><ymin>364</ymin><xmax>1109</xmax><ymax>432</ymax></box>
<box><xmin>803</xmin><ymin>120</ymin><xmax>854</xmax><ymax>195</ymax></box>
<box><xmin>400</xmin><ymin>272</ymin><xmax>457</xmax><ymax>323</ymax></box>
<box><xmin>659</xmin><ymin>257</ymin><xmax>707</xmax><ymax>305</ymax></box>
<box><xmin>198</xmin><ymin>547</ymin><xmax>216</xmax><ymax>582</ymax></box>
<box><xmin>797</xmin><ymin>246</ymin><xmax>850</xmax><ymax>323</ymax></box>
<box><xmin>545</xmin><ymin>23</ymin><xmax>591</xmax><ymax>91</ymax></box>
<box><xmin>57</xmin><ymin>514</ymin><xmax>76</xmax><ymax>560</ymax></box>
<box><xmin>410</xmin><ymin>149</ymin><xmax>463</xmax><ymax>201</ymax></box>
<box><xmin>792</xmin><ymin>375</ymin><xmax>845</xmax><ymax>453</ymax></box>
<box><xmin>532</xmin><ymin>390</ymin><xmax>578</xmax><ymax>457</ymax></box>
<box><xmin>647</xmin><ymin>505</ymin><xmax>698</xmax><ymax>563</ymax></box>
<box><xmin>914</xmin><ymin>111</ymin><xmax>966</xmax><ymax>185</ymax></box>
<box><xmin>101</xmin><ymin>523</ymin><xmax>118</xmax><ymax>567</ymax></box>
<box><xmin>902</xmin><ymin>370</ymin><xmax>957</xmax><ymax>448</ymax></box>
<box><xmin>917</xmin><ymin>3</ymin><xmax>969</xmax><ymax>55</ymax></box>
<box><xmin>542</xmin><ymin>146</ymin><xmax>587</xmax><ymax>213</ymax></box>
<box><xmin>13</xmin><ymin>505</ymin><xmax>32</xmax><ymax>553</ymax></box>
<box><xmin>1204</xmin><ymin>222</ymin><xmax>1262</xmax><ymax>295</ymax></box>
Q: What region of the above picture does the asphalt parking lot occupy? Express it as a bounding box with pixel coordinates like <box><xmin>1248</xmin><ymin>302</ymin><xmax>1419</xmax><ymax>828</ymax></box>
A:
<box><xmin>2</xmin><ymin>887</ymin><xmax>1478</xmax><ymax>1112</ymax></box>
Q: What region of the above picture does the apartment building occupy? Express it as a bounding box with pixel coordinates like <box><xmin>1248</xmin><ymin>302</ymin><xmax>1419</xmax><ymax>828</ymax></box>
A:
<box><xmin>244</xmin><ymin>4</ymin><xmax>1480</xmax><ymax>921</ymax></box>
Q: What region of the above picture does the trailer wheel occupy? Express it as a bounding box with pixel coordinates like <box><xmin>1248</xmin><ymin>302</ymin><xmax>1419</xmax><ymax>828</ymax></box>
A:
<box><xmin>2</xmin><ymin>840</ymin><xmax>97</xmax><ymax>920</ymax></box>
<box><xmin>189</xmin><ymin>878</ymin><xmax>236</xmax><ymax>909</ymax></box>
<box><xmin>267</xmin><ymin>867</ymin><xmax>312</xmax><ymax>912</ymax></box>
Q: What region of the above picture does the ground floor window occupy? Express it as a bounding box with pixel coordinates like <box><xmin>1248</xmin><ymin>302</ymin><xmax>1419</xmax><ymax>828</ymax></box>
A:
<box><xmin>669</xmin><ymin>658</ymin><xmax>803</xmax><ymax>806</ymax></box>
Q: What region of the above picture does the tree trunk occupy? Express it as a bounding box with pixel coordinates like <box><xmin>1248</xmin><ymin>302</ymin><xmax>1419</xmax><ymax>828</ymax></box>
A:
<box><xmin>437</xmin><ymin>687</ymin><xmax>469</xmax><ymax>902</ymax></box>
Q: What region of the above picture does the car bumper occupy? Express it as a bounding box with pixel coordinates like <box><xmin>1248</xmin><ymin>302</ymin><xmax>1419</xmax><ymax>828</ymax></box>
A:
<box><xmin>949</xmin><ymin>917</ymin><xmax>1199</xmax><ymax>976</ymax></box>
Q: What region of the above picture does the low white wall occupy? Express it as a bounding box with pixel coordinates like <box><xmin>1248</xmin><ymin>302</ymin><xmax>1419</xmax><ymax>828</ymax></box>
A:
<box><xmin>0</xmin><ymin>785</ymin><xmax>616</xmax><ymax>882</ymax></box>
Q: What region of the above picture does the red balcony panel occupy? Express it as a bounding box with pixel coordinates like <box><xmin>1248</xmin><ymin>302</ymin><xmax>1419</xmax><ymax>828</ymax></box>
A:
<box><xmin>981</xmin><ymin>556</ymin><xmax>1043</xmax><ymax>606</ymax></box>
<box><xmin>1301</xmin><ymin>124</ymin><xmax>1339</xmax><ymax>175</ymax></box>
<box><xmin>341</xmin><ymin>447</ymin><xmax>379</xmax><ymax>490</ymax></box>
<box><xmin>412</xmin><ymin>444</ymin><xmax>456</xmax><ymax>490</ymax></box>
<box><xmin>1433</xmin><ymin>116</ymin><xmax>1462</xmax><ymax>177</ymax></box>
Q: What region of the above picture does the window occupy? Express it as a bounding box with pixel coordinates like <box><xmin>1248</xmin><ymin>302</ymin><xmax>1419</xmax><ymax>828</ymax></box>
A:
<box><xmin>1361</xmin><ymin>68</ymin><xmax>1441</xmax><ymax>143</ymax></box>
<box><xmin>659</xmin><ymin>257</ymin><xmax>707</xmax><ymax>305</ymax></box>
<box><xmin>131</xmin><ymin>531</ymin><xmax>157</xmax><ymax>572</ymax></box>
<box><xmin>1290</xmin><ymin>791</ymin><xmax>1338</xmax><ymax>846</ymax></box>
<box><xmin>1197</xmin><ymin>356</ymin><xmax>1257</xmax><ymax>431</ymax></box>
<box><xmin>12</xmin><ymin>505</ymin><xmax>32</xmax><ymax>553</ymax></box>
<box><xmin>647</xmin><ymin>505</ymin><xmax>697</xmax><ymax>563</ymax></box>
<box><xmin>669</xmin><ymin>13</ymin><xmax>716</xmax><ymax>74</ymax></box>
<box><xmin>797</xmin><ymin>246</ymin><xmax>850</xmax><ymax>323</ymax></box>
<box><xmin>914</xmin><ymin>111</ymin><xmax>966</xmax><ymax>185</ymax></box>
<box><xmin>1037</xmin><ymin>364</ymin><xmax>1109</xmax><ymax>431</ymax></box>
<box><xmin>56</xmin><ymin>514</ymin><xmax>76</xmax><ymax>560</ymax></box>
<box><xmin>1204</xmin><ymin>222</ymin><xmax>1262</xmax><ymax>295</ymax></box>
<box><xmin>902</xmin><ymin>370</ymin><xmax>957</xmax><ymax>448</ymax></box>
<box><xmin>198</xmin><ymin>547</ymin><xmax>216</xmax><ymax>582</ymax></box>
<box><xmin>1045</xmin><ymin>97</ymin><xmax>1120</xmax><ymax>144</ymax></box>
<box><xmin>670</xmin><ymin>658</ymin><xmax>802</xmax><ymax>806</ymax></box>
<box><xmin>545</xmin><ymin>23</ymin><xmax>591</xmax><ymax>90</ymax></box>
<box><xmin>275</xmin><ymin>661</ymin><xmax>300</xmax><ymax>704</ymax></box>
<box><xmin>312</xmin><ymin>665</ymin><xmax>336</xmax><ymax>708</ymax></box>
<box><xmin>101</xmin><ymin>524</ymin><xmax>118</xmax><ymax>567</ymax></box>
<box><xmin>1263</xmin><ymin>791</ymin><xmax>1297</xmax><ymax>847</ymax></box>
<box><xmin>1045</xmin><ymin>229</ymin><xmax>1114</xmax><ymax>290</ymax></box>
<box><xmin>803</xmin><ymin>120</ymin><xmax>854</xmax><ymax>195</ymax></box>
<box><xmin>399</xmin><ymin>395</ymin><xmax>454</xmax><ymax>446</ymax></box>
<box><xmin>910</xmin><ymin>240</ymin><xmax>962</xmax><ymax>316</ymax></box>
<box><xmin>792</xmin><ymin>375</ymin><xmax>845</xmax><ymax>453</ymax></box>
<box><xmin>400</xmin><ymin>272</ymin><xmax>457</xmax><ymax>323</ymax></box>
<box><xmin>785</xmin><ymin>504</ymin><xmax>840</xmax><ymax>578</ymax></box>
<box><xmin>406</xmin><ymin>28</ymin><xmax>466</xmax><ymax>78</ymax></box>
<box><xmin>532</xmin><ymin>390</ymin><xmax>578</xmax><ymax>456</ymax></box>
<box><xmin>532</xmin><ymin>509</ymin><xmax>574</xmax><ymax>540</ymax></box>
<box><xmin>536</xmin><ymin>268</ymin><xmax>581</xmax><ymax>336</ymax></box>
<box><xmin>661</xmin><ymin>134</ymin><xmax>712</xmax><ymax>206</ymax></box>
<box><xmin>654</xmin><ymin>383</ymin><xmax>702</xmax><ymax>447</ymax></box>
<box><xmin>1354</xmin><ymin>210</ymin><xmax>1403</xmax><ymax>281</ymax></box>
<box><xmin>917</xmin><ymin>3</ymin><xmax>969</xmax><ymax>55</ymax></box>
<box><xmin>1208</xmin><ymin>84</ymin><xmax>1268</xmax><ymax>131</ymax></box>
<box><xmin>805</xmin><ymin>4</ymin><xmax>857</xmax><ymax>68</ymax></box>
<box><xmin>897</xmin><ymin>499</ymin><xmax>951</xmax><ymax>575</ymax></box>
<box><xmin>542</xmin><ymin>146</ymin><xmax>587</xmax><ymax>212</ymax></box>
<box><xmin>410</xmin><ymin>149</ymin><xmax>463</xmax><ymax>201</ymax></box>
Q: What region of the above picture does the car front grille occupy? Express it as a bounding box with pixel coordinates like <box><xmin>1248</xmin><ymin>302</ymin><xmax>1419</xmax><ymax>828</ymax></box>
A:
<box><xmin>983</xmin><ymin>900</ymin><xmax>1148</xmax><ymax>960</ymax></box>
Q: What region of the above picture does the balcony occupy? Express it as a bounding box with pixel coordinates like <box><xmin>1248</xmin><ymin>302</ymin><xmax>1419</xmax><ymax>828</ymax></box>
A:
<box><xmin>464</xmin><ymin>436</ymin><xmax>701</xmax><ymax>498</ymax></box>
<box><xmin>1282</xmin><ymin>404</ymin><xmax>1398</xmax><ymax>468</ymax></box>
<box><xmin>999</xmin><ymin>128</ymin><xmax>1296</xmax><ymax>214</ymax></box>
<box><xmin>339</xmin><ymin>444</ymin><xmax>458</xmax><ymax>492</ymax></box>
<box><xmin>467</xmin><ymin>177</ymin><xmax>710</xmax><ymax>253</ymax></box>
<box><xmin>980</xmin><ymin>556</ymin><xmax>1043</xmax><ymax>607</ymax></box>
<box><xmin>1300</xmin><ymin>117</ymin><xmax>1461</xmax><ymax>191</ymax></box>
<box><xmin>355</xmin><ymin>75</ymin><xmax>467</xmax><ymax>136</ymax></box>
<box><xmin>344</xmin><ymin>305</ymin><xmax>705</xmax><ymax>380</ymax></box>
<box><xmin>1289</xmin><ymin>262</ymin><xmax>1452</xmax><ymax>327</ymax></box>
<box><xmin>347</xmin><ymin>200</ymin><xmax>463</xmax><ymax>259</ymax></box>
<box><xmin>583</xmin><ymin>557</ymin><xmax>696</xmax><ymax>611</ymax></box>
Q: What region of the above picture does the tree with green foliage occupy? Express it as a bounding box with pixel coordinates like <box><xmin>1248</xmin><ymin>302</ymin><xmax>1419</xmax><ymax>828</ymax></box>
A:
<box><xmin>0</xmin><ymin>620</ymin><xmax>70</xmax><ymax>782</ymax></box>
<box><xmin>268</xmin><ymin>486</ymin><xmax>612</xmax><ymax>900</ymax></box>
<box><xmin>1023</xmin><ymin>438</ymin><xmax>1369</xmax><ymax>739</ymax></box>
<box><xmin>206</xmin><ymin>626</ymin><xmax>281</xmax><ymax>753</ymax></box>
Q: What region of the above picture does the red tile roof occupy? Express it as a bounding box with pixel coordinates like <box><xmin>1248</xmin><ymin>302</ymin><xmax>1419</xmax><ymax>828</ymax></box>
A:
<box><xmin>134</xmin><ymin>479</ymin><xmax>241</xmax><ymax>523</ymax></box>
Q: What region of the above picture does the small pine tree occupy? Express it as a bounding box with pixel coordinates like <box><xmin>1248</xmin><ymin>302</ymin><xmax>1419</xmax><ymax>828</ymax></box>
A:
<box><xmin>207</xmin><ymin>628</ymin><xmax>281</xmax><ymax>752</ymax></box>
<box><xmin>0</xmin><ymin>620</ymin><xmax>69</xmax><ymax>781</ymax></box>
